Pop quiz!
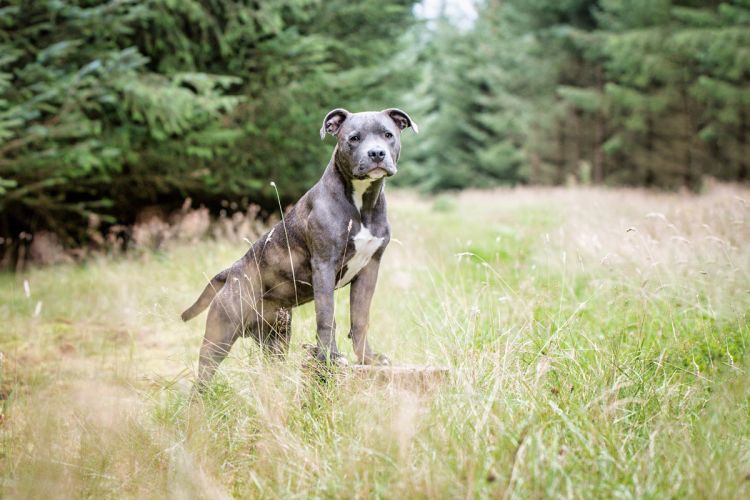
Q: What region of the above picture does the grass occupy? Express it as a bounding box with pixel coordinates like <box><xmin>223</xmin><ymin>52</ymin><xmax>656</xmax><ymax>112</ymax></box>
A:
<box><xmin>1</xmin><ymin>185</ymin><xmax>750</xmax><ymax>498</ymax></box>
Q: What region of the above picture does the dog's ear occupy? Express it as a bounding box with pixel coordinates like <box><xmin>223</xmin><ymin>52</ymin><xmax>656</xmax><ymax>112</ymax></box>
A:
<box><xmin>383</xmin><ymin>108</ymin><xmax>419</xmax><ymax>134</ymax></box>
<box><xmin>320</xmin><ymin>108</ymin><xmax>350</xmax><ymax>140</ymax></box>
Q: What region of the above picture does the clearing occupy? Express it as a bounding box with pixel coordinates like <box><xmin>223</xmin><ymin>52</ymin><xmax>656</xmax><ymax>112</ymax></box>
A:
<box><xmin>1</xmin><ymin>186</ymin><xmax>749</xmax><ymax>498</ymax></box>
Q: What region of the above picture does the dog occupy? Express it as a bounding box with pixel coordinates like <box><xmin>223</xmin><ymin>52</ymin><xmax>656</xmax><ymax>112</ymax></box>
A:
<box><xmin>181</xmin><ymin>108</ymin><xmax>418</xmax><ymax>387</ymax></box>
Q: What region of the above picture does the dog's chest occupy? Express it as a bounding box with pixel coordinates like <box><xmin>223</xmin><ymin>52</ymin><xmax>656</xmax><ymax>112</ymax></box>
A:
<box><xmin>336</xmin><ymin>225</ymin><xmax>384</xmax><ymax>288</ymax></box>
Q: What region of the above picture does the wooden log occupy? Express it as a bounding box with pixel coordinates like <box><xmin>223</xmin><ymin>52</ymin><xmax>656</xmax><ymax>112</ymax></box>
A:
<box><xmin>346</xmin><ymin>363</ymin><xmax>450</xmax><ymax>390</ymax></box>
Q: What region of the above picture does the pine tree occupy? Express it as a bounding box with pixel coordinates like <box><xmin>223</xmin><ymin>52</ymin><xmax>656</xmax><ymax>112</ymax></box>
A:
<box><xmin>674</xmin><ymin>1</ymin><xmax>750</xmax><ymax>181</ymax></box>
<box><xmin>551</xmin><ymin>0</ymin><xmax>750</xmax><ymax>188</ymax></box>
<box><xmin>0</xmin><ymin>0</ymin><xmax>419</xmax><ymax>260</ymax></box>
<box><xmin>398</xmin><ymin>0</ymin><xmax>549</xmax><ymax>191</ymax></box>
<box><xmin>0</xmin><ymin>1</ymin><xmax>246</xmax><ymax>251</ymax></box>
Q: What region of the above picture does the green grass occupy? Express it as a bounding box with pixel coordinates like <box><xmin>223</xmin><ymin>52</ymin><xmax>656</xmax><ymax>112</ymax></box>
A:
<box><xmin>2</xmin><ymin>186</ymin><xmax>750</xmax><ymax>498</ymax></box>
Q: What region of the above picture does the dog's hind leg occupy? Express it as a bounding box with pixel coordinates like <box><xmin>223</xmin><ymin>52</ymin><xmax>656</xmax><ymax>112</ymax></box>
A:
<box><xmin>195</xmin><ymin>301</ymin><xmax>244</xmax><ymax>390</ymax></box>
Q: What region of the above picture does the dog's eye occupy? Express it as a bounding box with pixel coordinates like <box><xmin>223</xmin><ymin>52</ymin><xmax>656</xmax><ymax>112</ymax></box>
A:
<box><xmin>385</xmin><ymin>132</ymin><xmax>393</xmax><ymax>139</ymax></box>
<box><xmin>350</xmin><ymin>134</ymin><xmax>360</xmax><ymax>142</ymax></box>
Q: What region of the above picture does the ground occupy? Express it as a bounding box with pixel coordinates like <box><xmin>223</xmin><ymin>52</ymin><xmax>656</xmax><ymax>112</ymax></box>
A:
<box><xmin>1</xmin><ymin>186</ymin><xmax>749</xmax><ymax>498</ymax></box>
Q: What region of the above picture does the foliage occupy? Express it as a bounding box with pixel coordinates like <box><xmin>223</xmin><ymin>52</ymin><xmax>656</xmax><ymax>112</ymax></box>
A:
<box><xmin>2</xmin><ymin>0</ymin><xmax>749</xmax><ymax>258</ymax></box>
<box><xmin>397</xmin><ymin>4</ymin><xmax>545</xmax><ymax>190</ymax></box>
<box><xmin>402</xmin><ymin>0</ymin><xmax>750</xmax><ymax>190</ymax></box>
<box><xmin>0</xmin><ymin>0</ymin><xmax>417</xmax><ymax>257</ymax></box>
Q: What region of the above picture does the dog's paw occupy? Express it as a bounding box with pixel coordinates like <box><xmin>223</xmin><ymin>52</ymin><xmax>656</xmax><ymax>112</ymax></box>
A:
<box><xmin>363</xmin><ymin>352</ymin><xmax>391</xmax><ymax>366</ymax></box>
<box><xmin>303</xmin><ymin>343</ymin><xmax>348</xmax><ymax>366</ymax></box>
<box><xmin>331</xmin><ymin>353</ymin><xmax>349</xmax><ymax>367</ymax></box>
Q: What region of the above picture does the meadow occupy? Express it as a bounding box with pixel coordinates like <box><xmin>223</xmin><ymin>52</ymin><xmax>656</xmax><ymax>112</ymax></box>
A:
<box><xmin>1</xmin><ymin>185</ymin><xmax>749</xmax><ymax>499</ymax></box>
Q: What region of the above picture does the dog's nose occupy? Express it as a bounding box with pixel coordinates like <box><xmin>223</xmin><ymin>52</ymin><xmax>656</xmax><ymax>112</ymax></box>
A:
<box><xmin>368</xmin><ymin>149</ymin><xmax>386</xmax><ymax>162</ymax></box>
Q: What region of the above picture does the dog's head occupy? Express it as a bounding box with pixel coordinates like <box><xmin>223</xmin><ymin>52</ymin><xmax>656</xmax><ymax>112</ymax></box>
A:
<box><xmin>320</xmin><ymin>108</ymin><xmax>418</xmax><ymax>180</ymax></box>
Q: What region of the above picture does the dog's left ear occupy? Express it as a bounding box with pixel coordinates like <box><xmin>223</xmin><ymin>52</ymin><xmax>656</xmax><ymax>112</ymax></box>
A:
<box><xmin>383</xmin><ymin>108</ymin><xmax>419</xmax><ymax>134</ymax></box>
<box><xmin>320</xmin><ymin>108</ymin><xmax>350</xmax><ymax>140</ymax></box>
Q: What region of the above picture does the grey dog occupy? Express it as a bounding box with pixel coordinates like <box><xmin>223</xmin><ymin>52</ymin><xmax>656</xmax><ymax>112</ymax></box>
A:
<box><xmin>181</xmin><ymin>108</ymin><xmax>418</xmax><ymax>387</ymax></box>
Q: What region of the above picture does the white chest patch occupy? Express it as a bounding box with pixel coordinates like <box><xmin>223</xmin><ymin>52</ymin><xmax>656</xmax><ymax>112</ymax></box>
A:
<box><xmin>350</xmin><ymin>178</ymin><xmax>374</xmax><ymax>212</ymax></box>
<box><xmin>336</xmin><ymin>226</ymin><xmax>384</xmax><ymax>288</ymax></box>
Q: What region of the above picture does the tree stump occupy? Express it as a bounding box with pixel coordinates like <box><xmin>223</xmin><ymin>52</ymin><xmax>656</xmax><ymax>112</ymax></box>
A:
<box><xmin>347</xmin><ymin>363</ymin><xmax>450</xmax><ymax>390</ymax></box>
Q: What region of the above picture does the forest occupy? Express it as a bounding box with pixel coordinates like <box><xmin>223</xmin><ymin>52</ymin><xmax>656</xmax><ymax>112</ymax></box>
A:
<box><xmin>1</xmin><ymin>0</ymin><xmax>749</xmax><ymax>255</ymax></box>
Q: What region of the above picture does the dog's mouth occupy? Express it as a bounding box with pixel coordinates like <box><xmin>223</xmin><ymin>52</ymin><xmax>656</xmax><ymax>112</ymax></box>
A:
<box><xmin>353</xmin><ymin>160</ymin><xmax>396</xmax><ymax>180</ymax></box>
<box><xmin>367</xmin><ymin>167</ymin><xmax>389</xmax><ymax>179</ymax></box>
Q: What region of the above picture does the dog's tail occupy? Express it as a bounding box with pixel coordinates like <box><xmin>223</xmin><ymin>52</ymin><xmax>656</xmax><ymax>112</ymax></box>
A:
<box><xmin>181</xmin><ymin>269</ymin><xmax>230</xmax><ymax>322</ymax></box>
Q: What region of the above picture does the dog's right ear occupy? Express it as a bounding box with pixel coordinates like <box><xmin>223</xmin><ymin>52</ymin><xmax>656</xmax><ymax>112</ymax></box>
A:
<box><xmin>320</xmin><ymin>108</ymin><xmax>350</xmax><ymax>140</ymax></box>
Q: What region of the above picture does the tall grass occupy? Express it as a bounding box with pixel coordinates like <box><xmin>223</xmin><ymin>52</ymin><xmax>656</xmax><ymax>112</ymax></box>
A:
<box><xmin>1</xmin><ymin>185</ymin><xmax>749</xmax><ymax>498</ymax></box>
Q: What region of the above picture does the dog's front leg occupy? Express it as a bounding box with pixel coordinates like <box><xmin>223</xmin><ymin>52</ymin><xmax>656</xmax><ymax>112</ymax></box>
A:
<box><xmin>349</xmin><ymin>258</ymin><xmax>390</xmax><ymax>365</ymax></box>
<box><xmin>311</xmin><ymin>258</ymin><xmax>346</xmax><ymax>364</ymax></box>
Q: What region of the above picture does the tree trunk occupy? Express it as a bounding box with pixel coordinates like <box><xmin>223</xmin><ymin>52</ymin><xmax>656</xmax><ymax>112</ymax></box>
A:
<box><xmin>679</xmin><ymin>87</ymin><xmax>697</xmax><ymax>190</ymax></box>
<box><xmin>593</xmin><ymin>66</ymin><xmax>606</xmax><ymax>184</ymax></box>
<box><xmin>738</xmin><ymin>109</ymin><xmax>748</xmax><ymax>181</ymax></box>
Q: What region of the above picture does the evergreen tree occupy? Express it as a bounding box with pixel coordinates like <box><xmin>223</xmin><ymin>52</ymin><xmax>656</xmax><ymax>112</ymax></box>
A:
<box><xmin>400</xmin><ymin>0</ymin><xmax>748</xmax><ymax>191</ymax></box>
<box><xmin>0</xmin><ymin>0</ymin><xmax>418</xmax><ymax>259</ymax></box>
<box><xmin>0</xmin><ymin>1</ymin><xmax>243</xmax><ymax>249</ymax></box>
<box><xmin>399</xmin><ymin>0</ymin><xmax>547</xmax><ymax>191</ymax></box>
